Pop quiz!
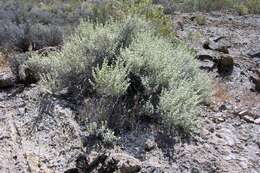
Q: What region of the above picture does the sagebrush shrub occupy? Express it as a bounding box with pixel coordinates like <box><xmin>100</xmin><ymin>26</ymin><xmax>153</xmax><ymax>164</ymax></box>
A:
<box><xmin>29</xmin><ymin>19</ymin><xmax>211</xmax><ymax>134</ymax></box>
<box><xmin>28</xmin><ymin>21</ymin><xmax>119</xmax><ymax>93</ymax></box>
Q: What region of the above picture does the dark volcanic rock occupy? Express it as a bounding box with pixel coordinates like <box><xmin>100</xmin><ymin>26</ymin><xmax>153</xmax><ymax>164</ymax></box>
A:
<box><xmin>252</xmin><ymin>76</ymin><xmax>260</xmax><ymax>92</ymax></box>
<box><xmin>68</xmin><ymin>151</ymin><xmax>142</xmax><ymax>173</ymax></box>
<box><xmin>217</xmin><ymin>54</ymin><xmax>234</xmax><ymax>74</ymax></box>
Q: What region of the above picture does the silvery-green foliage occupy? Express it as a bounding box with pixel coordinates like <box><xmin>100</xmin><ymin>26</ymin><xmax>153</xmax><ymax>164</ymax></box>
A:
<box><xmin>29</xmin><ymin>18</ymin><xmax>211</xmax><ymax>134</ymax></box>
<box><xmin>92</xmin><ymin>59</ymin><xmax>129</xmax><ymax>97</ymax></box>
<box><xmin>28</xmin><ymin>21</ymin><xmax>120</xmax><ymax>93</ymax></box>
<box><xmin>121</xmin><ymin>29</ymin><xmax>211</xmax><ymax>133</ymax></box>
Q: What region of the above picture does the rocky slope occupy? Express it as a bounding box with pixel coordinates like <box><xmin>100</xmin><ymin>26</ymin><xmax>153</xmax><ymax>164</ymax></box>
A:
<box><xmin>0</xmin><ymin>12</ymin><xmax>260</xmax><ymax>173</ymax></box>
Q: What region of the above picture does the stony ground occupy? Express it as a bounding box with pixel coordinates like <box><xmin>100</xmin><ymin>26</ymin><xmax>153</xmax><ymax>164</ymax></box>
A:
<box><xmin>0</xmin><ymin>12</ymin><xmax>260</xmax><ymax>173</ymax></box>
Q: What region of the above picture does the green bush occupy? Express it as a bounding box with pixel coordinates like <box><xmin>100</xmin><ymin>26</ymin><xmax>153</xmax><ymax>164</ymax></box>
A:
<box><xmin>29</xmin><ymin>19</ymin><xmax>211</xmax><ymax>134</ymax></box>
<box><xmin>194</xmin><ymin>15</ymin><xmax>207</xmax><ymax>25</ymax></box>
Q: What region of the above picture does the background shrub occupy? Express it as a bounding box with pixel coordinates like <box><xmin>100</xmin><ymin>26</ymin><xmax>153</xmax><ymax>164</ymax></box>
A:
<box><xmin>27</xmin><ymin>24</ymin><xmax>63</xmax><ymax>51</ymax></box>
<box><xmin>236</xmin><ymin>4</ymin><xmax>249</xmax><ymax>15</ymax></box>
<box><xmin>244</xmin><ymin>0</ymin><xmax>260</xmax><ymax>14</ymax></box>
<box><xmin>88</xmin><ymin>0</ymin><xmax>174</xmax><ymax>37</ymax></box>
<box><xmin>172</xmin><ymin>0</ymin><xmax>260</xmax><ymax>14</ymax></box>
<box><xmin>0</xmin><ymin>22</ymin><xmax>26</xmax><ymax>51</ymax></box>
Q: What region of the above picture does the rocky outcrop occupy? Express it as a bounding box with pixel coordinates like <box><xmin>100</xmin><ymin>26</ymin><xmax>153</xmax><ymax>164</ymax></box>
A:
<box><xmin>0</xmin><ymin>56</ymin><xmax>15</xmax><ymax>88</ymax></box>
<box><xmin>66</xmin><ymin>150</ymin><xmax>141</xmax><ymax>173</ymax></box>
<box><xmin>0</xmin><ymin>87</ymin><xmax>82</xmax><ymax>172</ymax></box>
<box><xmin>203</xmin><ymin>38</ymin><xmax>230</xmax><ymax>54</ymax></box>
<box><xmin>0</xmin><ymin>66</ymin><xmax>15</xmax><ymax>88</ymax></box>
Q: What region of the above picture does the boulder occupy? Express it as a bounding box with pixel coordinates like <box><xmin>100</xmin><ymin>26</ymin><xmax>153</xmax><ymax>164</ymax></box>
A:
<box><xmin>0</xmin><ymin>68</ymin><xmax>15</xmax><ymax>88</ymax></box>
<box><xmin>216</xmin><ymin>55</ymin><xmax>234</xmax><ymax>74</ymax></box>
<box><xmin>110</xmin><ymin>152</ymin><xmax>142</xmax><ymax>173</ymax></box>
<box><xmin>144</xmin><ymin>139</ymin><xmax>157</xmax><ymax>151</ymax></box>
<box><xmin>69</xmin><ymin>151</ymin><xmax>142</xmax><ymax>173</ymax></box>
<box><xmin>203</xmin><ymin>39</ymin><xmax>230</xmax><ymax>54</ymax></box>
<box><xmin>0</xmin><ymin>57</ymin><xmax>15</xmax><ymax>88</ymax></box>
<box><xmin>196</xmin><ymin>49</ymin><xmax>217</xmax><ymax>71</ymax></box>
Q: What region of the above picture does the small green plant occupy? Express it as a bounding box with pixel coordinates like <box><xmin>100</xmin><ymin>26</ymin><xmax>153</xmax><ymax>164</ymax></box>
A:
<box><xmin>195</xmin><ymin>15</ymin><xmax>206</xmax><ymax>25</ymax></box>
<box><xmin>236</xmin><ymin>4</ymin><xmax>249</xmax><ymax>15</ymax></box>
<box><xmin>86</xmin><ymin>121</ymin><xmax>118</xmax><ymax>146</ymax></box>
<box><xmin>244</xmin><ymin>0</ymin><xmax>260</xmax><ymax>14</ymax></box>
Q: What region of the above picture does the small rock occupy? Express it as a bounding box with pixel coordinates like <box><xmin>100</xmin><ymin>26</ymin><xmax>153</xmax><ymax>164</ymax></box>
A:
<box><xmin>144</xmin><ymin>139</ymin><xmax>157</xmax><ymax>151</ymax></box>
<box><xmin>196</xmin><ymin>51</ymin><xmax>216</xmax><ymax>71</ymax></box>
<box><xmin>191</xmin><ymin>167</ymin><xmax>200</xmax><ymax>173</ymax></box>
<box><xmin>217</xmin><ymin>55</ymin><xmax>234</xmax><ymax>74</ymax></box>
<box><xmin>248</xmin><ymin>51</ymin><xmax>260</xmax><ymax>58</ymax></box>
<box><xmin>203</xmin><ymin>40</ymin><xmax>230</xmax><ymax>54</ymax></box>
<box><xmin>238</xmin><ymin>110</ymin><xmax>250</xmax><ymax>116</ymax></box>
<box><xmin>254</xmin><ymin>118</ymin><xmax>260</xmax><ymax>125</ymax></box>
<box><xmin>219</xmin><ymin>102</ymin><xmax>232</xmax><ymax>111</ymax></box>
<box><xmin>256</xmin><ymin>68</ymin><xmax>260</xmax><ymax>77</ymax></box>
<box><xmin>237</xmin><ymin>110</ymin><xmax>257</xmax><ymax>119</ymax></box>
<box><xmin>111</xmin><ymin>152</ymin><xmax>142</xmax><ymax>173</ymax></box>
<box><xmin>217</xmin><ymin>117</ymin><xmax>225</xmax><ymax>122</ymax></box>
<box><xmin>242</xmin><ymin>115</ymin><xmax>255</xmax><ymax>123</ymax></box>
<box><xmin>199</xmin><ymin>59</ymin><xmax>215</xmax><ymax>71</ymax></box>
<box><xmin>253</xmin><ymin>77</ymin><xmax>260</xmax><ymax>92</ymax></box>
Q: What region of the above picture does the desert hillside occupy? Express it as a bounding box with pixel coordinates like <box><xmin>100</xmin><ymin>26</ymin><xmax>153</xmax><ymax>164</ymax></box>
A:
<box><xmin>0</xmin><ymin>0</ymin><xmax>259</xmax><ymax>173</ymax></box>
